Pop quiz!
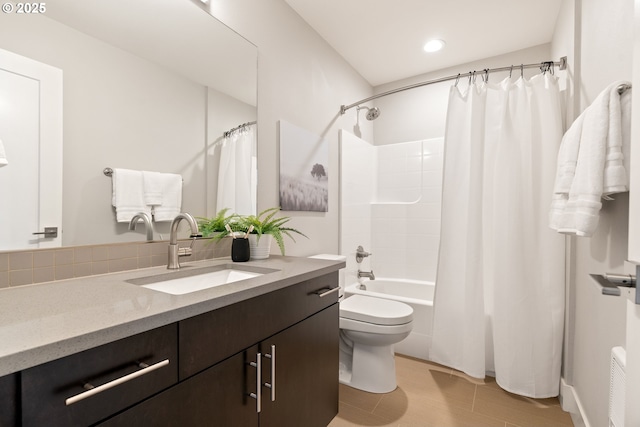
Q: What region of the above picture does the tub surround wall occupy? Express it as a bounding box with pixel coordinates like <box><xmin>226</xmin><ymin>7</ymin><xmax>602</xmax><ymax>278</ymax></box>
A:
<box><xmin>0</xmin><ymin>239</ymin><xmax>231</xmax><ymax>289</ymax></box>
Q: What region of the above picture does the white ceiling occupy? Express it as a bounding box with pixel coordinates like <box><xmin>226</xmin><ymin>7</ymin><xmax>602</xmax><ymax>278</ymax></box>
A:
<box><xmin>284</xmin><ymin>0</ymin><xmax>563</xmax><ymax>87</ymax></box>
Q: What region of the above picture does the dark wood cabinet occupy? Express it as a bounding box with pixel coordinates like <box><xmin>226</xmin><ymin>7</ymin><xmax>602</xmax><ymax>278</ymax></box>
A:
<box><xmin>0</xmin><ymin>373</ymin><xmax>18</xmax><ymax>427</ymax></box>
<box><xmin>101</xmin><ymin>304</ymin><xmax>339</xmax><ymax>427</ymax></box>
<box><xmin>7</xmin><ymin>271</ymin><xmax>340</xmax><ymax>427</ymax></box>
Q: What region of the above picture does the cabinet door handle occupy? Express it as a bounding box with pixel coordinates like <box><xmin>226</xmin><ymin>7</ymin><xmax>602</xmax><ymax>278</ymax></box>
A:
<box><xmin>249</xmin><ymin>353</ymin><xmax>262</xmax><ymax>413</ymax></box>
<box><xmin>65</xmin><ymin>359</ymin><xmax>169</xmax><ymax>406</ymax></box>
<box><xmin>263</xmin><ymin>345</ymin><xmax>276</xmax><ymax>401</ymax></box>
<box><xmin>315</xmin><ymin>287</ymin><xmax>340</xmax><ymax>298</ymax></box>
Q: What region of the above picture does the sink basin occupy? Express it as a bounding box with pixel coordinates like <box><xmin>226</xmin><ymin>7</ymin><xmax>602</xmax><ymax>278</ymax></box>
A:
<box><xmin>127</xmin><ymin>264</ymin><xmax>278</xmax><ymax>295</ymax></box>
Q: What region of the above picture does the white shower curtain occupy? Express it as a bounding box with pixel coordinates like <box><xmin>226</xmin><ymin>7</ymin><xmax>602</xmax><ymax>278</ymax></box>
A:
<box><xmin>430</xmin><ymin>74</ymin><xmax>565</xmax><ymax>398</ymax></box>
<box><xmin>216</xmin><ymin>125</ymin><xmax>257</xmax><ymax>215</ymax></box>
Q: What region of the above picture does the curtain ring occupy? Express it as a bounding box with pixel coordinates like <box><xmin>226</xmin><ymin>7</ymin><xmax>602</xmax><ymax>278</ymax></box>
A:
<box><xmin>472</xmin><ymin>71</ymin><xmax>477</xmax><ymax>84</ymax></box>
<box><xmin>520</xmin><ymin>64</ymin><xmax>524</xmax><ymax>78</ymax></box>
<box><xmin>509</xmin><ymin>65</ymin><xmax>514</xmax><ymax>78</ymax></box>
<box><xmin>468</xmin><ymin>71</ymin><xmax>473</xmax><ymax>86</ymax></box>
<box><xmin>483</xmin><ymin>68</ymin><xmax>489</xmax><ymax>83</ymax></box>
<box><xmin>455</xmin><ymin>73</ymin><xmax>461</xmax><ymax>87</ymax></box>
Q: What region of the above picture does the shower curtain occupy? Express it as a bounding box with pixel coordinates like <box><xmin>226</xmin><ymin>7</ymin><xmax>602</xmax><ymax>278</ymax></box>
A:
<box><xmin>216</xmin><ymin>125</ymin><xmax>257</xmax><ymax>215</ymax></box>
<box><xmin>430</xmin><ymin>73</ymin><xmax>565</xmax><ymax>398</ymax></box>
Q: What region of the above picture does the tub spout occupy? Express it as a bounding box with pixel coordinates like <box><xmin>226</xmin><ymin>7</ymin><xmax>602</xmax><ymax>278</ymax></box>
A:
<box><xmin>357</xmin><ymin>269</ymin><xmax>375</xmax><ymax>280</ymax></box>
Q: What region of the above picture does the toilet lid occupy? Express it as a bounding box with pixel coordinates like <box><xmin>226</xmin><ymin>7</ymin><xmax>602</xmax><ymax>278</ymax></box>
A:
<box><xmin>340</xmin><ymin>294</ymin><xmax>413</xmax><ymax>326</ymax></box>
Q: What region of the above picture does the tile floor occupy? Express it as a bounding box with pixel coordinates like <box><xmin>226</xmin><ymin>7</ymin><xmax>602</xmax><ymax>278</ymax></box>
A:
<box><xmin>328</xmin><ymin>355</ymin><xmax>574</xmax><ymax>427</ymax></box>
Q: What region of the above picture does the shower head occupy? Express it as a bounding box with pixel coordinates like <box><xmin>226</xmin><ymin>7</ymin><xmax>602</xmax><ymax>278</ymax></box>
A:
<box><xmin>357</xmin><ymin>105</ymin><xmax>380</xmax><ymax>120</ymax></box>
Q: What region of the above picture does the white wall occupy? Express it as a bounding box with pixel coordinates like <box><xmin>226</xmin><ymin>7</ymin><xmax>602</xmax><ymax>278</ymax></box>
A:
<box><xmin>200</xmin><ymin>0</ymin><xmax>374</xmax><ymax>257</ymax></box>
<box><xmin>555</xmin><ymin>0</ymin><xmax>634</xmax><ymax>426</ymax></box>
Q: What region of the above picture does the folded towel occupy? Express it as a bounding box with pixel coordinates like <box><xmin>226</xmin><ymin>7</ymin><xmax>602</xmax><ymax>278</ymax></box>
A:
<box><xmin>549</xmin><ymin>81</ymin><xmax>631</xmax><ymax>236</ymax></box>
<box><xmin>0</xmin><ymin>138</ymin><xmax>7</xmax><ymax>167</ymax></box>
<box><xmin>151</xmin><ymin>173</ymin><xmax>182</xmax><ymax>222</ymax></box>
<box><xmin>142</xmin><ymin>171</ymin><xmax>163</xmax><ymax>206</ymax></box>
<box><xmin>111</xmin><ymin>168</ymin><xmax>151</xmax><ymax>222</ymax></box>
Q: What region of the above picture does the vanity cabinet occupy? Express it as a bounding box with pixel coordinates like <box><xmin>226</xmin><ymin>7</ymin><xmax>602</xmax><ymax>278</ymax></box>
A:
<box><xmin>8</xmin><ymin>271</ymin><xmax>339</xmax><ymax>426</ymax></box>
<box><xmin>99</xmin><ymin>273</ymin><xmax>339</xmax><ymax>427</ymax></box>
<box><xmin>20</xmin><ymin>324</ymin><xmax>178</xmax><ymax>427</ymax></box>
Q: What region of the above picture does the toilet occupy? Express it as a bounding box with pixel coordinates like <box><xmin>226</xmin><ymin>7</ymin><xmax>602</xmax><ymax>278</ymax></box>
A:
<box><xmin>308</xmin><ymin>254</ymin><xmax>414</xmax><ymax>394</ymax></box>
<box><xmin>339</xmin><ymin>294</ymin><xmax>413</xmax><ymax>393</ymax></box>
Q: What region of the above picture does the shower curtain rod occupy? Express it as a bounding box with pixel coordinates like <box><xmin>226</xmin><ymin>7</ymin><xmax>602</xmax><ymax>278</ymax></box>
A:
<box><xmin>223</xmin><ymin>121</ymin><xmax>256</xmax><ymax>138</ymax></box>
<box><xmin>340</xmin><ymin>56</ymin><xmax>568</xmax><ymax>115</ymax></box>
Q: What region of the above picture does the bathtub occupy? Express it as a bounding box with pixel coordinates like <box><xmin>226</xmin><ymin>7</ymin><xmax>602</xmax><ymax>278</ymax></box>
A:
<box><xmin>344</xmin><ymin>278</ymin><xmax>434</xmax><ymax>361</ymax></box>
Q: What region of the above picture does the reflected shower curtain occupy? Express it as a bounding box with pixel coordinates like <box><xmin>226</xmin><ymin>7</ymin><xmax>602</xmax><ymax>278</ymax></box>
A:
<box><xmin>430</xmin><ymin>74</ymin><xmax>565</xmax><ymax>398</ymax></box>
<box><xmin>216</xmin><ymin>125</ymin><xmax>257</xmax><ymax>215</ymax></box>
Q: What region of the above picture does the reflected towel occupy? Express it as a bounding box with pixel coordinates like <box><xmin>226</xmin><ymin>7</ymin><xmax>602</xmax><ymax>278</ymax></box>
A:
<box><xmin>151</xmin><ymin>173</ymin><xmax>182</xmax><ymax>222</ymax></box>
<box><xmin>111</xmin><ymin>168</ymin><xmax>151</xmax><ymax>222</ymax></box>
<box><xmin>0</xmin><ymin>138</ymin><xmax>7</xmax><ymax>167</ymax></box>
<box><xmin>142</xmin><ymin>171</ymin><xmax>163</xmax><ymax>206</ymax></box>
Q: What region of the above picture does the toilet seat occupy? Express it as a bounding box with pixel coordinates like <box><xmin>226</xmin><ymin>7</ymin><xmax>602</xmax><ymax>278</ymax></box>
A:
<box><xmin>340</xmin><ymin>316</ymin><xmax>413</xmax><ymax>335</ymax></box>
<box><xmin>340</xmin><ymin>294</ymin><xmax>413</xmax><ymax>326</ymax></box>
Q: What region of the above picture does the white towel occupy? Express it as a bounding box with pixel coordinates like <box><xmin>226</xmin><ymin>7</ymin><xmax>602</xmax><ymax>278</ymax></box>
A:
<box><xmin>142</xmin><ymin>171</ymin><xmax>163</xmax><ymax>206</ymax></box>
<box><xmin>549</xmin><ymin>81</ymin><xmax>631</xmax><ymax>236</ymax></box>
<box><xmin>0</xmin><ymin>138</ymin><xmax>7</xmax><ymax>167</ymax></box>
<box><xmin>151</xmin><ymin>173</ymin><xmax>182</xmax><ymax>222</ymax></box>
<box><xmin>111</xmin><ymin>168</ymin><xmax>151</xmax><ymax>222</ymax></box>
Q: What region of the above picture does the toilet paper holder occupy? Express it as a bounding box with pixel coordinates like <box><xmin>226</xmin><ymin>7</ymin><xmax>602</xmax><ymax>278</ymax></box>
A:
<box><xmin>590</xmin><ymin>273</ymin><xmax>636</xmax><ymax>297</ymax></box>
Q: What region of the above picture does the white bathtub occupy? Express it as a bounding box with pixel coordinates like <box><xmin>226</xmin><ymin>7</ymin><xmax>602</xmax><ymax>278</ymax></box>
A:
<box><xmin>344</xmin><ymin>278</ymin><xmax>434</xmax><ymax>361</ymax></box>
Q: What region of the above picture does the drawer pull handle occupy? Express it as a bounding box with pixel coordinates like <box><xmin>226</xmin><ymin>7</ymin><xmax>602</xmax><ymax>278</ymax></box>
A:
<box><xmin>263</xmin><ymin>345</ymin><xmax>276</xmax><ymax>401</ymax></box>
<box><xmin>315</xmin><ymin>287</ymin><xmax>340</xmax><ymax>298</ymax></box>
<box><xmin>65</xmin><ymin>359</ymin><xmax>170</xmax><ymax>406</ymax></box>
<box><xmin>249</xmin><ymin>353</ymin><xmax>262</xmax><ymax>413</ymax></box>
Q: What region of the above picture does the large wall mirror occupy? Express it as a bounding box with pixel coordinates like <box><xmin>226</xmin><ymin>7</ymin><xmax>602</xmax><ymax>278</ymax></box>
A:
<box><xmin>0</xmin><ymin>0</ymin><xmax>257</xmax><ymax>250</ymax></box>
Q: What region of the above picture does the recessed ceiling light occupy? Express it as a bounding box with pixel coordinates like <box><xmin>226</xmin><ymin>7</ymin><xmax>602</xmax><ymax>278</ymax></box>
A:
<box><xmin>423</xmin><ymin>39</ymin><xmax>445</xmax><ymax>53</ymax></box>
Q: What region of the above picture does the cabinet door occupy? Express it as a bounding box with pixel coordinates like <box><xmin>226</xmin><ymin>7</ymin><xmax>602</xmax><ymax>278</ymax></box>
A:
<box><xmin>0</xmin><ymin>373</ymin><xmax>18</xmax><ymax>426</ymax></box>
<box><xmin>260</xmin><ymin>304</ymin><xmax>339</xmax><ymax>427</ymax></box>
<box><xmin>99</xmin><ymin>345</ymin><xmax>260</xmax><ymax>427</ymax></box>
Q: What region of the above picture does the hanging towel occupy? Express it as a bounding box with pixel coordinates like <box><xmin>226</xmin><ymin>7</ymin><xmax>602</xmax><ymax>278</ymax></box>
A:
<box><xmin>111</xmin><ymin>168</ymin><xmax>151</xmax><ymax>222</ymax></box>
<box><xmin>142</xmin><ymin>171</ymin><xmax>163</xmax><ymax>206</ymax></box>
<box><xmin>151</xmin><ymin>173</ymin><xmax>182</xmax><ymax>221</ymax></box>
<box><xmin>549</xmin><ymin>81</ymin><xmax>632</xmax><ymax>236</ymax></box>
<box><xmin>0</xmin><ymin>138</ymin><xmax>7</xmax><ymax>167</ymax></box>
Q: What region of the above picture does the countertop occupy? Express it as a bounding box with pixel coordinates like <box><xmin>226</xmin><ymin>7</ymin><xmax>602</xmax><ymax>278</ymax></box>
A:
<box><xmin>0</xmin><ymin>255</ymin><xmax>345</xmax><ymax>377</ymax></box>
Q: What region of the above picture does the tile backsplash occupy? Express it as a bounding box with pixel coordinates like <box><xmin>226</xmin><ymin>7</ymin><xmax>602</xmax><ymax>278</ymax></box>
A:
<box><xmin>0</xmin><ymin>238</ymin><xmax>231</xmax><ymax>289</ymax></box>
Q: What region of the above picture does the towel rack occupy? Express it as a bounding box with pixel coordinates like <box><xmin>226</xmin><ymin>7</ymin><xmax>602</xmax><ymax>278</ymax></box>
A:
<box><xmin>103</xmin><ymin>167</ymin><xmax>183</xmax><ymax>182</ymax></box>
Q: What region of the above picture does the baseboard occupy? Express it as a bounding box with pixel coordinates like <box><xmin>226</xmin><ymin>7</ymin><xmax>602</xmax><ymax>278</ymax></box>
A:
<box><xmin>560</xmin><ymin>377</ymin><xmax>590</xmax><ymax>427</ymax></box>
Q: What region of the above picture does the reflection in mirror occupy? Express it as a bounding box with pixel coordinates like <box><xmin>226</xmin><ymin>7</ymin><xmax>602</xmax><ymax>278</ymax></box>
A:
<box><xmin>0</xmin><ymin>0</ymin><xmax>257</xmax><ymax>250</ymax></box>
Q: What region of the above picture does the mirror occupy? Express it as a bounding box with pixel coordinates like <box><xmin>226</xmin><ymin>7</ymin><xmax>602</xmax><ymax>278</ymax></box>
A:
<box><xmin>0</xmin><ymin>0</ymin><xmax>257</xmax><ymax>248</ymax></box>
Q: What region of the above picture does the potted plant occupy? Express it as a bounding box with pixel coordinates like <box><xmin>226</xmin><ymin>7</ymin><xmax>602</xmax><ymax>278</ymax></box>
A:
<box><xmin>235</xmin><ymin>207</ymin><xmax>307</xmax><ymax>259</ymax></box>
<box><xmin>196</xmin><ymin>208</ymin><xmax>236</xmax><ymax>240</ymax></box>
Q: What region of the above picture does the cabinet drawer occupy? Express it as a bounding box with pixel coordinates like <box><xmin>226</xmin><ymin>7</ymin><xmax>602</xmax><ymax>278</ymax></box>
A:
<box><xmin>179</xmin><ymin>271</ymin><xmax>339</xmax><ymax>379</ymax></box>
<box><xmin>21</xmin><ymin>323</ymin><xmax>178</xmax><ymax>427</ymax></box>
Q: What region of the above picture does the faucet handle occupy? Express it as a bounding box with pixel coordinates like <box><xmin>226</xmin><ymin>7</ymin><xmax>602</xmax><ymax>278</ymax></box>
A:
<box><xmin>356</xmin><ymin>245</ymin><xmax>372</xmax><ymax>263</ymax></box>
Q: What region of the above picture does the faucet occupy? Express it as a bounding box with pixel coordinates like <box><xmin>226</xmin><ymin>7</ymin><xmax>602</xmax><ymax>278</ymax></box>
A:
<box><xmin>128</xmin><ymin>212</ymin><xmax>154</xmax><ymax>241</ymax></box>
<box><xmin>355</xmin><ymin>245</ymin><xmax>372</xmax><ymax>263</ymax></box>
<box><xmin>167</xmin><ymin>213</ymin><xmax>201</xmax><ymax>270</ymax></box>
<box><xmin>357</xmin><ymin>269</ymin><xmax>375</xmax><ymax>280</ymax></box>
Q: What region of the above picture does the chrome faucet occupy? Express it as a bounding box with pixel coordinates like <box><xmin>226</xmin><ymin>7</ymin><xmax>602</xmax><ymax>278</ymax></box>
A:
<box><xmin>357</xmin><ymin>269</ymin><xmax>375</xmax><ymax>280</ymax></box>
<box><xmin>356</xmin><ymin>245</ymin><xmax>372</xmax><ymax>263</ymax></box>
<box><xmin>128</xmin><ymin>212</ymin><xmax>154</xmax><ymax>241</ymax></box>
<box><xmin>167</xmin><ymin>213</ymin><xmax>201</xmax><ymax>270</ymax></box>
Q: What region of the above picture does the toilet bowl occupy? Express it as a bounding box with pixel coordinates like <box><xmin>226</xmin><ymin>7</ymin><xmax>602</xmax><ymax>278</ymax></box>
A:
<box><xmin>339</xmin><ymin>294</ymin><xmax>413</xmax><ymax>393</ymax></box>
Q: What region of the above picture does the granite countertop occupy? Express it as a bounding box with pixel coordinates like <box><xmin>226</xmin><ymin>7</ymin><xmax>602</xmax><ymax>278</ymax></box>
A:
<box><xmin>0</xmin><ymin>255</ymin><xmax>345</xmax><ymax>377</ymax></box>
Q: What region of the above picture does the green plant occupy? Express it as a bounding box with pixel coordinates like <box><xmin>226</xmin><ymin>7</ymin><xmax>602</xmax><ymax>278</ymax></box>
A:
<box><xmin>236</xmin><ymin>207</ymin><xmax>307</xmax><ymax>255</ymax></box>
<box><xmin>197</xmin><ymin>208</ymin><xmax>236</xmax><ymax>240</ymax></box>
